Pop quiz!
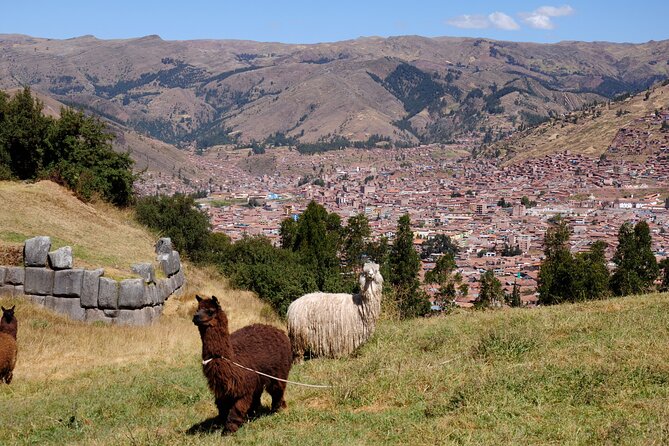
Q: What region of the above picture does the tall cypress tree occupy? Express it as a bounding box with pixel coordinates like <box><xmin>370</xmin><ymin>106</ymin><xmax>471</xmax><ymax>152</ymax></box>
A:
<box><xmin>611</xmin><ymin>221</ymin><xmax>658</xmax><ymax>296</ymax></box>
<box><xmin>390</xmin><ymin>214</ymin><xmax>429</xmax><ymax>318</ymax></box>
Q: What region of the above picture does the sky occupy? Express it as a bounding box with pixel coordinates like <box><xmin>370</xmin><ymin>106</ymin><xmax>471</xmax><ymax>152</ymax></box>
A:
<box><xmin>1</xmin><ymin>1</ymin><xmax>668</xmax><ymax>44</ymax></box>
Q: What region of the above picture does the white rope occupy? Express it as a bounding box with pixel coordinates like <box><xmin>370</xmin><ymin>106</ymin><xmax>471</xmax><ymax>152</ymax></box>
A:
<box><xmin>202</xmin><ymin>356</ymin><xmax>333</xmax><ymax>389</ymax></box>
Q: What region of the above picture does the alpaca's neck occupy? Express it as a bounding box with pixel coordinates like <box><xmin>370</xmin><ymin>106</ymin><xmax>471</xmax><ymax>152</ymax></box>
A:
<box><xmin>199</xmin><ymin>325</ymin><xmax>234</xmax><ymax>360</ymax></box>
<box><xmin>360</xmin><ymin>280</ymin><xmax>382</xmax><ymax>320</ymax></box>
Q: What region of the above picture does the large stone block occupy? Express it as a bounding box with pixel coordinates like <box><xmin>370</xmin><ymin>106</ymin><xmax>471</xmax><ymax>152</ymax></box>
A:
<box><xmin>160</xmin><ymin>250</ymin><xmax>181</xmax><ymax>277</ymax></box>
<box><xmin>155</xmin><ymin>238</ymin><xmax>173</xmax><ymax>255</ymax></box>
<box><xmin>156</xmin><ymin>279</ymin><xmax>171</xmax><ymax>302</ymax></box>
<box><xmin>131</xmin><ymin>263</ymin><xmax>155</xmax><ymax>284</ymax></box>
<box><xmin>45</xmin><ymin>296</ymin><xmax>85</xmax><ymax>321</ymax></box>
<box><xmin>53</xmin><ymin>269</ymin><xmax>84</xmax><ymax>297</ymax></box>
<box><xmin>14</xmin><ymin>285</ymin><xmax>24</xmax><ymax>297</ymax></box>
<box><xmin>24</xmin><ymin>236</ymin><xmax>51</xmax><ymax>267</ymax></box>
<box><xmin>144</xmin><ymin>284</ymin><xmax>158</xmax><ymax>306</ymax></box>
<box><xmin>0</xmin><ymin>285</ymin><xmax>15</xmax><ymax>297</ymax></box>
<box><xmin>24</xmin><ymin>267</ymin><xmax>54</xmax><ymax>295</ymax></box>
<box><xmin>84</xmin><ymin>308</ymin><xmax>113</xmax><ymax>324</ymax></box>
<box><xmin>98</xmin><ymin>278</ymin><xmax>119</xmax><ymax>310</ymax></box>
<box><xmin>115</xmin><ymin>307</ymin><xmax>154</xmax><ymax>326</ymax></box>
<box><xmin>25</xmin><ymin>294</ymin><xmax>46</xmax><ymax>306</ymax></box>
<box><xmin>119</xmin><ymin>278</ymin><xmax>146</xmax><ymax>309</ymax></box>
<box><xmin>49</xmin><ymin>246</ymin><xmax>73</xmax><ymax>270</ymax></box>
<box><xmin>174</xmin><ymin>269</ymin><xmax>185</xmax><ymax>289</ymax></box>
<box><xmin>5</xmin><ymin>267</ymin><xmax>25</xmax><ymax>285</ymax></box>
<box><xmin>80</xmin><ymin>269</ymin><xmax>104</xmax><ymax>308</ymax></box>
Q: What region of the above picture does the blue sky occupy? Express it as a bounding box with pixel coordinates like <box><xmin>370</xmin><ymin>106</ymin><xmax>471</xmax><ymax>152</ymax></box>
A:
<box><xmin>1</xmin><ymin>1</ymin><xmax>667</xmax><ymax>44</ymax></box>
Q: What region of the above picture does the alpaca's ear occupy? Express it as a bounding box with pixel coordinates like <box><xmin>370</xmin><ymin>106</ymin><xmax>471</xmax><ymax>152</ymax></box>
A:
<box><xmin>195</xmin><ymin>295</ymin><xmax>202</xmax><ymax>302</ymax></box>
<box><xmin>1</xmin><ymin>307</ymin><xmax>5</xmax><ymax>312</ymax></box>
<box><xmin>11</xmin><ymin>306</ymin><xmax>15</xmax><ymax>311</ymax></box>
<box><xmin>212</xmin><ymin>296</ymin><xmax>220</xmax><ymax>307</ymax></box>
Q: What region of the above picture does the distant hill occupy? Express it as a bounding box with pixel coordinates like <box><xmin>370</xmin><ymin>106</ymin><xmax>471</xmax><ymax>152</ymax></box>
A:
<box><xmin>2</xmin><ymin>34</ymin><xmax>669</xmax><ymax>149</ymax></box>
<box><xmin>479</xmin><ymin>80</ymin><xmax>669</xmax><ymax>163</ymax></box>
<box><xmin>3</xmin><ymin>88</ymin><xmax>198</xmax><ymax>178</ymax></box>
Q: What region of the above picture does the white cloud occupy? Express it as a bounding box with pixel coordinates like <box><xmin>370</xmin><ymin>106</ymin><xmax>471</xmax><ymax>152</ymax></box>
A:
<box><xmin>447</xmin><ymin>14</ymin><xmax>490</xmax><ymax>29</ymax></box>
<box><xmin>447</xmin><ymin>12</ymin><xmax>519</xmax><ymax>30</ymax></box>
<box><xmin>521</xmin><ymin>5</ymin><xmax>575</xmax><ymax>30</ymax></box>
<box><xmin>488</xmin><ymin>12</ymin><xmax>520</xmax><ymax>30</ymax></box>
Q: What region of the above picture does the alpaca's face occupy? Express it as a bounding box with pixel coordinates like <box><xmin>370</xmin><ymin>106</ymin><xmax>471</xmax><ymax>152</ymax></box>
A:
<box><xmin>192</xmin><ymin>295</ymin><xmax>227</xmax><ymax>329</ymax></box>
<box><xmin>361</xmin><ymin>262</ymin><xmax>383</xmax><ymax>285</ymax></box>
<box><xmin>1</xmin><ymin>306</ymin><xmax>15</xmax><ymax>324</ymax></box>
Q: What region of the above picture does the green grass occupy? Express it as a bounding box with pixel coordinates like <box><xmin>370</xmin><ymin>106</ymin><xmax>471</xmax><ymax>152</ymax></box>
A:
<box><xmin>3</xmin><ymin>294</ymin><xmax>669</xmax><ymax>445</ymax></box>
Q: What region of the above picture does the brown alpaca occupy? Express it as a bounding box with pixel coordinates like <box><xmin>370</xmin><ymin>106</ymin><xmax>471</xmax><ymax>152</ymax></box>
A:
<box><xmin>1</xmin><ymin>306</ymin><xmax>18</xmax><ymax>339</ymax></box>
<box><xmin>192</xmin><ymin>295</ymin><xmax>292</xmax><ymax>433</ymax></box>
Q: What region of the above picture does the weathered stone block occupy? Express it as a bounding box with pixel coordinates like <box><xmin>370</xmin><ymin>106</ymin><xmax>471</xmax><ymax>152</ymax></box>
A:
<box><xmin>174</xmin><ymin>269</ymin><xmax>185</xmax><ymax>289</ymax></box>
<box><xmin>24</xmin><ymin>267</ymin><xmax>54</xmax><ymax>295</ymax></box>
<box><xmin>161</xmin><ymin>250</ymin><xmax>181</xmax><ymax>277</ymax></box>
<box><xmin>53</xmin><ymin>269</ymin><xmax>84</xmax><ymax>297</ymax></box>
<box><xmin>131</xmin><ymin>263</ymin><xmax>155</xmax><ymax>284</ymax></box>
<box><xmin>45</xmin><ymin>296</ymin><xmax>85</xmax><ymax>321</ymax></box>
<box><xmin>144</xmin><ymin>284</ymin><xmax>158</xmax><ymax>306</ymax></box>
<box><xmin>49</xmin><ymin>246</ymin><xmax>73</xmax><ymax>270</ymax></box>
<box><xmin>115</xmin><ymin>307</ymin><xmax>154</xmax><ymax>326</ymax></box>
<box><xmin>85</xmin><ymin>308</ymin><xmax>113</xmax><ymax>324</ymax></box>
<box><xmin>119</xmin><ymin>278</ymin><xmax>146</xmax><ymax>309</ymax></box>
<box><xmin>0</xmin><ymin>285</ymin><xmax>15</xmax><ymax>297</ymax></box>
<box><xmin>81</xmin><ymin>269</ymin><xmax>104</xmax><ymax>308</ymax></box>
<box><xmin>24</xmin><ymin>236</ymin><xmax>51</xmax><ymax>267</ymax></box>
<box><xmin>25</xmin><ymin>294</ymin><xmax>46</xmax><ymax>306</ymax></box>
<box><xmin>98</xmin><ymin>278</ymin><xmax>119</xmax><ymax>310</ymax></box>
<box><xmin>14</xmin><ymin>285</ymin><xmax>24</xmax><ymax>297</ymax></box>
<box><xmin>5</xmin><ymin>267</ymin><xmax>25</xmax><ymax>285</ymax></box>
<box><xmin>0</xmin><ymin>267</ymin><xmax>6</xmax><ymax>285</ymax></box>
<box><xmin>155</xmin><ymin>238</ymin><xmax>173</xmax><ymax>255</ymax></box>
<box><xmin>156</xmin><ymin>279</ymin><xmax>171</xmax><ymax>302</ymax></box>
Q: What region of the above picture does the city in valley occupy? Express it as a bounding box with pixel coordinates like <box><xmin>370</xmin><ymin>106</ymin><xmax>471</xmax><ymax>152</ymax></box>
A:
<box><xmin>135</xmin><ymin>108</ymin><xmax>669</xmax><ymax>308</ymax></box>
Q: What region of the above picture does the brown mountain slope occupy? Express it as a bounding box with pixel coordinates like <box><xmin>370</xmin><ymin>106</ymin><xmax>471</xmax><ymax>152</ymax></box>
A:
<box><xmin>479</xmin><ymin>81</ymin><xmax>669</xmax><ymax>163</ymax></box>
<box><xmin>4</xmin><ymin>88</ymin><xmax>197</xmax><ymax>178</ymax></box>
<box><xmin>1</xmin><ymin>34</ymin><xmax>669</xmax><ymax>148</ymax></box>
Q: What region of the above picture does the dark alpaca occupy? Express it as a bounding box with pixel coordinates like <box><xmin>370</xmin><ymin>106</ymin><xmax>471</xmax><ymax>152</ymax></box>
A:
<box><xmin>192</xmin><ymin>295</ymin><xmax>292</xmax><ymax>434</ymax></box>
<box><xmin>1</xmin><ymin>306</ymin><xmax>17</xmax><ymax>339</ymax></box>
<box><xmin>0</xmin><ymin>307</ymin><xmax>17</xmax><ymax>384</ymax></box>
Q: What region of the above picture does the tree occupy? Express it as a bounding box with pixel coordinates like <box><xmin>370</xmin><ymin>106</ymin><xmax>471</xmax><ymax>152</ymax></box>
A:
<box><xmin>508</xmin><ymin>281</ymin><xmax>522</xmax><ymax>307</ymax></box>
<box><xmin>425</xmin><ymin>253</ymin><xmax>462</xmax><ymax>311</ymax></box>
<box><xmin>287</xmin><ymin>201</ymin><xmax>345</xmax><ymax>291</ymax></box>
<box><xmin>390</xmin><ymin>214</ymin><xmax>429</xmax><ymax>318</ymax></box>
<box><xmin>538</xmin><ymin>217</ymin><xmax>574</xmax><ymax>305</ymax></box>
<box><xmin>135</xmin><ymin>194</ymin><xmax>211</xmax><ymax>261</ymax></box>
<box><xmin>420</xmin><ymin>233</ymin><xmax>459</xmax><ymax>260</ymax></box>
<box><xmin>521</xmin><ymin>196</ymin><xmax>537</xmax><ymax>208</ymax></box>
<box><xmin>341</xmin><ymin>214</ymin><xmax>371</xmax><ymax>273</ymax></box>
<box><xmin>610</xmin><ymin>221</ymin><xmax>659</xmax><ymax>296</ymax></box>
<box><xmin>476</xmin><ymin>270</ymin><xmax>504</xmax><ymax>309</ymax></box>
<box><xmin>659</xmin><ymin>258</ymin><xmax>669</xmax><ymax>292</ymax></box>
<box><xmin>571</xmin><ymin>241</ymin><xmax>610</xmax><ymax>301</ymax></box>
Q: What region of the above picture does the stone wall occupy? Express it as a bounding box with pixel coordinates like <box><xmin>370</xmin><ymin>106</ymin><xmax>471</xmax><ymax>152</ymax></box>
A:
<box><xmin>0</xmin><ymin>236</ymin><xmax>185</xmax><ymax>326</ymax></box>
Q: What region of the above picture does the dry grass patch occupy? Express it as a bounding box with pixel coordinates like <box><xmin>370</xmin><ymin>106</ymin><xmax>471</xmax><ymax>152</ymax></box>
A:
<box><xmin>0</xmin><ymin>181</ymin><xmax>156</xmax><ymax>277</ymax></box>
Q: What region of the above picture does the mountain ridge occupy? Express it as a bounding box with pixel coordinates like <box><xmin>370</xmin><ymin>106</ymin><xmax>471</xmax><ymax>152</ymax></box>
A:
<box><xmin>2</xmin><ymin>33</ymin><xmax>668</xmax><ymax>150</ymax></box>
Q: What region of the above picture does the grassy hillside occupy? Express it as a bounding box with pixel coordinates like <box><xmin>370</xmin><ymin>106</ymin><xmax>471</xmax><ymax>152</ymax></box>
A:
<box><xmin>483</xmin><ymin>81</ymin><xmax>669</xmax><ymax>163</ymax></box>
<box><xmin>2</xmin><ymin>181</ymin><xmax>669</xmax><ymax>444</ymax></box>
<box><xmin>2</xmin><ymin>293</ymin><xmax>669</xmax><ymax>445</ymax></box>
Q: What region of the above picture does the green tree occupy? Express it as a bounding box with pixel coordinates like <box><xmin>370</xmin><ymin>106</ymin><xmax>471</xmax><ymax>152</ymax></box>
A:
<box><xmin>610</xmin><ymin>221</ymin><xmax>659</xmax><ymax>296</ymax></box>
<box><xmin>476</xmin><ymin>270</ymin><xmax>504</xmax><ymax>309</ymax></box>
<box><xmin>135</xmin><ymin>194</ymin><xmax>211</xmax><ymax>261</ymax></box>
<box><xmin>509</xmin><ymin>281</ymin><xmax>522</xmax><ymax>307</ymax></box>
<box><xmin>420</xmin><ymin>233</ymin><xmax>459</xmax><ymax>260</ymax></box>
<box><xmin>571</xmin><ymin>241</ymin><xmax>610</xmax><ymax>301</ymax></box>
<box><xmin>659</xmin><ymin>258</ymin><xmax>669</xmax><ymax>292</ymax></box>
<box><xmin>341</xmin><ymin>213</ymin><xmax>371</xmax><ymax>273</ymax></box>
<box><xmin>538</xmin><ymin>217</ymin><xmax>575</xmax><ymax>305</ymax></box>
<box><xmin>288</xmin><ymin>201</ymin><xmax>346</xmax><ymax>291</ymax></box>
<box><xmin>279</xmin><ymin>217</ymin><xmax>298</xmax><ymax>250</ymax></box>
<box><xmin>425</xmin><ymin>253</ymin><xmax>462</xmax><ymax>311</ymax></box>
<box><xmin>390</xmin><ymin>214</ymin><xmax>429</xmax><ymax>318</ymax></box>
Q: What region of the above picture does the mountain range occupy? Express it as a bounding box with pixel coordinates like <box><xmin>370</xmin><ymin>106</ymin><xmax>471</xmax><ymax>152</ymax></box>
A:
<box><xmin>1</xmin><ymin>33</ymin><xmax>669</xmax><ymax>151</ymax></box>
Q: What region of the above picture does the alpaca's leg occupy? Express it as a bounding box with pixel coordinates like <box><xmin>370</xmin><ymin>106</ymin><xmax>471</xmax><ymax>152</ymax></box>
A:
<box><xmin>249</xmin><ymin>387</ymin><xmax>263</xmax><ymax>416</ymax></box>
<box><xmin>215</xmin><ymin>397</ymin><xmax>232</xmax><ymax>424</ymax></box>
<box><xmin>268</xmin><ymin>380</ymin><xmax>287</xmax><ymax>412</ymax></box>
<box><xmin>5</xmin><ymin>371</ymin><xmax>11</xmax><ymax>384</ymax></box>
<box><xmin>225</xmin><ymin>396</ymin><xmax>253</xmax><ymax>433</ymax></box>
